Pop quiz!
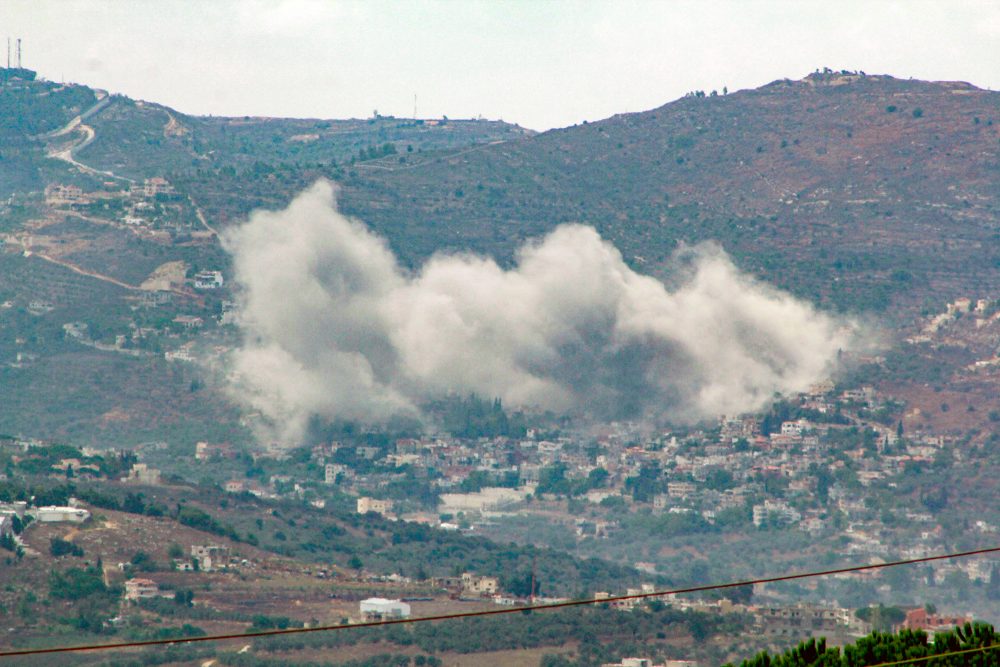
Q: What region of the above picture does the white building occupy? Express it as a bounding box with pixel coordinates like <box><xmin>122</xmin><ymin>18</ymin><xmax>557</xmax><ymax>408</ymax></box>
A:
<box><xmin>780</xmin><ymin>420</ymin><xmax>808</xmax><ymax>437</ymax></box>
<box><xmin>359</xmin><ymin>597</ymin><xmax>411</xmax><ymax>621</ymax></box>
<box><xmin>32</xmin><ymin>506</ymin><xmax>90</xmax><ymax>523</ymax></box>
<box><xmin>194</xmin><ymin>270</ymin><xmax>224</xmax><ymax>289</ymax></box>
<box><xmin>0</xmin><ymin>501</ymin><xmax>26</xmax><ymax>518</ymax></box>
<box><xmin>752</xmin><ymin>500</ymin><xmax>801</xmax><ymax>527</ymax></box>
<box><xmin>438</xmin><ymin>487</ymin><xmax>528</xmax><ymax>513</ymax></box>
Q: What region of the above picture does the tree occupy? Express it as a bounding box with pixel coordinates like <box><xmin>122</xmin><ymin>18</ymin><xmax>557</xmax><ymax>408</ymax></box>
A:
<box><xmin>624</xmin><ymin>463</ymin><xmax>662</xmax><ymax>502</ymax></box>
<box><xmin>504</xmin><ymin>571</ymin><xmax>541</xmax><ymax>598</ymax></box>
<box><xmin>50</xmin><ymin>537</ymin><xmax>84</xmax><ymax>558</ymax></box>
<box><xmin>131</xmin><ymin>550</ymin><xmax>157</xmax><ymax>572</ymax></box>
<box><xmin>586</xmin><ymin>467</ymin><xmax>609</xmax><ymax>489</ymax></box>
<box><xmin>726</xmin><ymin>623</ymin><xmax>1000</xmax><ymax>667</ymax></box>
<box><xmin>49</xmin><ymin>565</ymin><xmax>107</xmax><ymax>600</ymax></box>
<box><xmin>856</xmin><ymin>604</ymin><xmax>906</xmax><ymax>632</ymax></box>
<box><xmin>728</xmin><ymin>584</ymin><xmax>753</xmax><ymax>605</ymax></box>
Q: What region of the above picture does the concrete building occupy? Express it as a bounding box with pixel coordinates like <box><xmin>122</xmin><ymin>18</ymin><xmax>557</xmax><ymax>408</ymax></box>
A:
<box><xmin>667</xmin><ymin>482</ymin><xmax>696</xmax><ymax>499</ymax></box>
<box><xmin>359</xmin><ymin>597</ymin><xmax>411</xmax><ymax>621</ymax></box>
<box><xmin>141</xmin><ymin>177</ymin><xmax>175</xmax><ymax>198</ymax></box>
<box><xmin>32</xmin><ymin>506</ymin><xmax>90</xmax><ymax>523</ymax></box>
<box><xmin>126</xmin><ymin>463</ymin><xmax>162</xmax><ymax>485</ymax></box>
<box><xmin>45</xmin><ymin>184</ymin><xmax>90</xmax><ymax>207</ymax></box>
<box><xmin>601</xmin><ymin>658</ymin><xmax>665</xmax><ymax>667</ymax></box>
<box><xmin>754</xmin><ymin>604</ymin><xmax>855</xmax><ymax>638</ymax></box>
<box><xmin>194</xmin><ymin>270</ymin><xmax>224</xmax><ymax>289</ymax></box>
<box><xmin>191</xmin><ymin>545</ymin><xmax>230</xmax><ymax>571</ymax></box>
<box><xmin>752</xmin><ymin>500</ymin><xmax>801</xmax><ymax>527</ymax></box>
<box><xmin>124</xmin><ymin>578</ymin><xmax>160</xmax><ymax>601</ymax></box>
<box><xmin>324</xmin><ymin>463</ymin><xmax>348</xmax><ymax>484</ymax></box>
<box><xmin>438</xmin><ymin>487</ymin><xmax>527</xmax><ymax>513</ymax></box>
<box><xmin>901</xmin><ymin>608</ymin><xmax>973</xmax><ymax>634</ymax></box>
<box><xmin>462</xmin><ymin>572</ymin><xmax>499</xmax><ymax>596</ymax></box>
<box><xmin>0</xmin><ymin>501</ymin><xmax>27</xmax><ymax>518</ymax></box>
<box><xmin>357</xmin><ymin>497</ymin><xmax>393</xmax><ymax>516</ymax></box>
<box><xmin>195</xmin><ymin>442</ymin><xmax>236</xmax><ymax>461</ymax></box>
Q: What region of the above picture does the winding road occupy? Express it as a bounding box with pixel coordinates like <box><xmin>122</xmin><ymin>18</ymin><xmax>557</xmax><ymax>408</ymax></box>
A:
<box><xmin>41</xmin><ymin>93</ymin><xmax>136</xmax><ymax>184</ymax></box>
<box><xmin>20</xmin><ymin>97</ymin><xmax>214</xmax><ymax>294</ymax></box>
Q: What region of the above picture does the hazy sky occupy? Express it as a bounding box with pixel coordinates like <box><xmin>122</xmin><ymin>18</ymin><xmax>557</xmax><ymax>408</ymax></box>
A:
<box><xmin>3</xmin><ymin>0</ymin><xmax>1000</xmax><ymax>130</ymax></box>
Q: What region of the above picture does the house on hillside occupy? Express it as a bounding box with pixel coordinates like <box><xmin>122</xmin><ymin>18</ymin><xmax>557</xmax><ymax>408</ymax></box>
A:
<box><xmin>324</xmin><ymin>463</ymin><xmax>349</xmax><ymax>484</ymax></box>
<box><xmin>124</xmin><ymin>578</ymin><xmax>160</xmax><ymax>601</ymax></box>
<box><xmin>126</xmin><ymin>463</ymin><xmax>162</xmax><ymax>485</ymax></box>
<box><xmin>45</xmin><ymin>184</ymin><xmax>91</xmax><ymax>207</ymax></box>
<box><xmin>901</xmin><ymin>608</ymin><xmax>973</xmax><ymax>634</ymax></box>
<box><xmin>753</xmin><ymin>604</ymin><xmax>857</xmax><ymax>638</ymax></box>
<box><xmin>461</xmin><ymin>572</ymin><xmax>499</xmax><ymax>596</ymax></box>
<box><xmin>357</xmin><ymin>497</ymin><xmax>393</xmax><ymax>517</ymax></box>
<box><xmin>224</xmin><ymin>480</ymin><xmax>245</xmax><ymax>494</ymax></box>
<box><xmin>141</xmin><ymin>177</ymin><xmax>176</xmax><ymax>198</ymax></box>
<box><xmin>191</xmin><ymin>545</ymin><xmax>230</xmax><ymax>571</ymax></box>
<box><xmin>194</xmin><ymin>442</ymin><xmax>236</xmax><ymax>461</ymax></box>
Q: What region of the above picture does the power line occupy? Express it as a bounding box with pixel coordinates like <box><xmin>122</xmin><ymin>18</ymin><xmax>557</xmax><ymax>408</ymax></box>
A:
<box><xmin>1</xmin><ymin>544</ymin><xmax>997</xmax><ymax>658</ymax></box>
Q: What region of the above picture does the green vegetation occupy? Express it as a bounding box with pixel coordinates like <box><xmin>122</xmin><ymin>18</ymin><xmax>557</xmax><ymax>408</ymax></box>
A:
<box><xmin>251</xmin><ymin>605</ymin><xmax>745</xmax><ymax>663</ymax></box>
<box><xmin>430</xmin><ymin>394</ymin><xmax>528</xmax><ymax>439</ymax></box>
<box><xmin>726</xmin><ymin>622</ymin><xmax>1000</xmax><ymax>667</ymax></box>
<box><xmin>219</xmin><ymin>654</ymin><xmax>440</xmax><ymax>667</ymax></box>
<box><xmin>49</xmin><ymin>537</ymin><xmax>84</xmax><ymax>558</ymax></box>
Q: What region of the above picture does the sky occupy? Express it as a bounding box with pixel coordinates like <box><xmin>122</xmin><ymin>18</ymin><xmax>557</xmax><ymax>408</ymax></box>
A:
<box><xmin>3</xmin><ymin>0</ymin><xmax>1000</xmax><ymax>131</ymax></box>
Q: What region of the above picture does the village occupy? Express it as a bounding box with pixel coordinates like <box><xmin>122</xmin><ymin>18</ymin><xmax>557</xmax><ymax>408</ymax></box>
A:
<box><xmin>1</xmin><ymin>353</ymin><xmax>995</xmax><ymax>654</ymax></box>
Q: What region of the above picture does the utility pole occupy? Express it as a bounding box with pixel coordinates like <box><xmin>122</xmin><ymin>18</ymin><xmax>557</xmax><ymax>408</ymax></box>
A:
<box><xmin>529</xmin><ymin>554</ymin><xmax>537</xmax><ymax>604</ymax></box>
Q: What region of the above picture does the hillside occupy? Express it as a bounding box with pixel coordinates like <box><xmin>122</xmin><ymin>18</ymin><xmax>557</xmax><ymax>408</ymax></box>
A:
<box><xmin>3</xmin><ymin>69</ymin><xmax>1000</xmax><ymax>443</ymax></box>
<box><xmin>0</xmin><ymin>72</ymin><xmax>532</xmax><ymax>445</ymax></box>
<box><xmin>0</xmin><ymin>466</ymin><xmax>684</xmax><ymax>663</ymax></box>
<box><xmin>327</xmin><ymin>71</ymin><xmax>1000</xmax><ymax>318</ymax></box>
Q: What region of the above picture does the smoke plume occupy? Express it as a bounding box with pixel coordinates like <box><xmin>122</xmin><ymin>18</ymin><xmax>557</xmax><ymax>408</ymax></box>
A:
<box><xmin>222</xmin><ymin>180</ymin><xmax>854</xmax><ymax>443</ymax></box>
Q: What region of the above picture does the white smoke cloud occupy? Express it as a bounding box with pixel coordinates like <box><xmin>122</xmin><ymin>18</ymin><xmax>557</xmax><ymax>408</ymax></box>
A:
<box><xmin>222</xmin><ymin>180</ymin><xmax>855</xmax><ymax>443</ymax></box>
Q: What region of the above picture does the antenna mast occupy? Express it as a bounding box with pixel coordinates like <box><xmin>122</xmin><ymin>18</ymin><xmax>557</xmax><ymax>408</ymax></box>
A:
<box><xmin>16</xmin><ymin>38</ymin><xmax>21</xmax><ymax>69</ymax></box>
<box><xmin>6</xmin><ymin>38</ymin><xmax>9</xmax><ymax>69</ymax></box>
<box><xmin>413</xmin><ymin>93</ymin><xmax>417</xmax><ymax>120</ymax></box>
